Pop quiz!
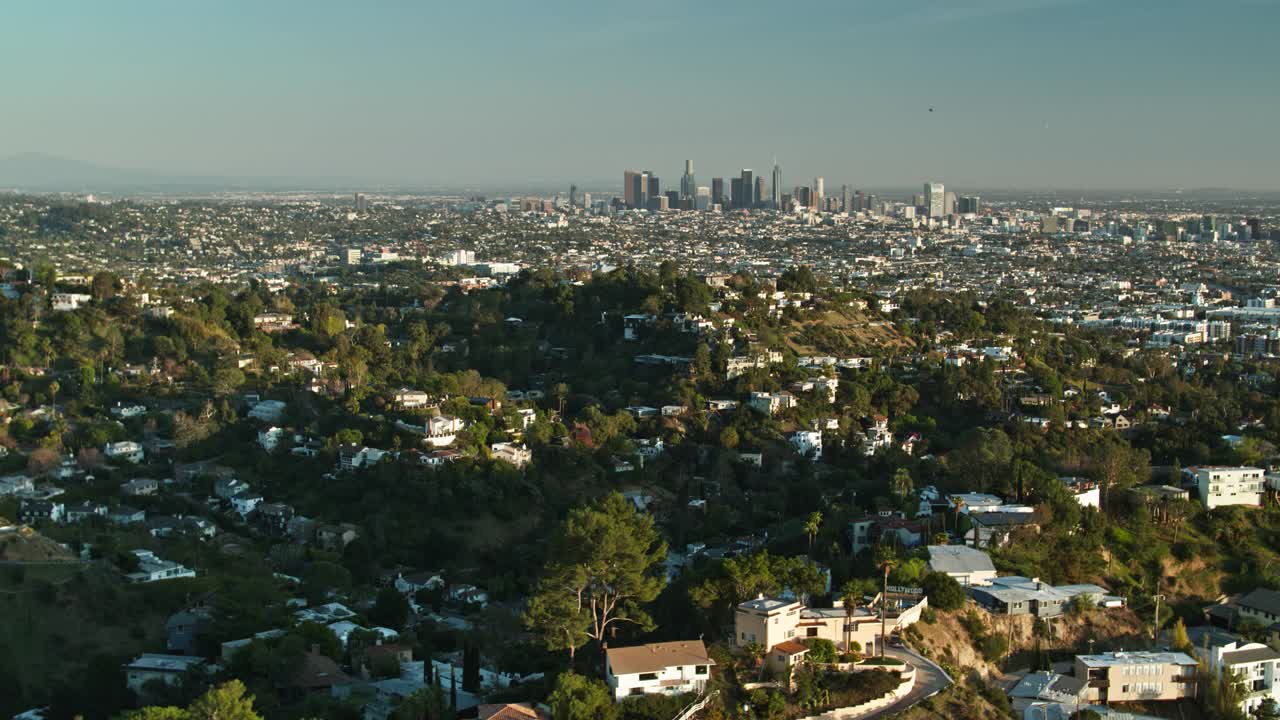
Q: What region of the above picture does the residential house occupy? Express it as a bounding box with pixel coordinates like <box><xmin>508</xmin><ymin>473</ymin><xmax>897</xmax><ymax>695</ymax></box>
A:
<box><xmin>258</xmin><ymin>426</ymin><xmax>287</xmax><ymax>452</ymax></box>
<box><xmin>126</xmin><ymin>550</ymin><xmax>196</xmax><ymax>583</ymax></box>
<box><xmin>124</xmin><ymin>654</ymin><xmax>207</xmax><ymax>698</ymax></box>
<box><xmin>109</xmin><ymin>505</ymin><xmax>146</xmax><ymax>525</ymax></box>
<box><xmin>110</xmin><ymin>403</ymin><xmax>148</xmax><ymax>419</ymax></box>
<box><xmin>604</xmin><ymin>640</ymin><xmax>714</xmax><ymax>700</ymax></box>
<box><xmin>424</xmin><ymin>415</ymin><xmax>466</xmax><ymax>447</ymax></box>
<box><xmin>734</xmin><ymin>593</ymin><xmax>927</xmax><ymax>658</ymax></box>
<box><xmin>248</xmin><ymin>399</ymin><xmax>287</xmax><ymax>424</ymax></box>
<box><xmin>315</xmin><ymin>523</ymin><xmax>360</xmax><ymax>552</ymax></box>
<box><xmin>18</xmin><ymin>499</ymin><xmax>64</xmax><ymax>524</ymax></box>
<box><xmin>491</xmin><ymin>442</ymin><xmax>532</xmax><ymax>468</ymax></box>
<box><xmin>121</xmin><ymin>478</ymin><xmax>159</xmax><ymax>497</ymax></box>
<box><xmin>789</xmin><ymin>430</ymin><xmax>823</xmax><ymax>461</ymax></box>
<box><xmin>166</xmin><ymin>607</ymin><xmax>213</xmax><ymax>655</ymax></box>
<box><xmin>65</xmin><ymin>501</ymin><xmax>107</xmax><ymax>523</ymax></box>
<box><xmin>1197</xmin><ymin>466</ymin><xmax>1265</xmax><ymax>509</ymax></box>
<box><xmin>213</xmin><ymin>477</ymin><xmax>250</xmax><ymax>500</ymax></box>
<box><xmin>1074</xmin><ymin>651</ymin><xmax>1198</xmax><ymax>704</ymax></box>
<box><xmin>969</xmin><ymin>576</ymin><xmax>1123</xmax><ymax>617</ymax></box>
<box><xmin>478</xmin><ymin>704</ymin><xmax>550</xmax><ymax>720</ymax></box>
<box><xmin>339</xmin><ymin>445</ymin><xmax>388</xmax><ymax>471</ymax></box>
<box><xmin>748</xmin><ymin>391</ymin><xmax>797</xmax><ymax>416</ymax></box>
<box><xmin>1204</xmin><ymin>640</ymin><xmax>1280</xmax><ymax>715</ymax></box>
<box><xmin>394</xmin><ymin>388</ymin><xmax>432</xmax><ymax>409</ymax></box>
<box><xmin>104</xmin><ymin>441</ymin><xmax>145</xmax><ymax>464</ymax></box>
<box><xmin>230</xmin><ymin>489</ymin><xmax>264</xmax><ymax>517</ymax></box>
<box><xmin>926</xmin><ymin>545</ymin><xmax>997</xmax><ymax>586</ymax></box>
<box><xmin>1060</xmin><ymin>477</ymin><xmax>1101</xmax><ymax>509</ymax></box>
<box><xmin>448</xmin><ymin>584</ymin><xmax>489</xmax><ymax>608</ymax></box>
<box><xmin>965</xmin><ymin>510</ymin><xmax>1040</xmax><ymax>548</ymax></box>
<box><xmin>254</xmin><ymin>503</ymin><xmax>295</xmax><ymax>534</ymax></box>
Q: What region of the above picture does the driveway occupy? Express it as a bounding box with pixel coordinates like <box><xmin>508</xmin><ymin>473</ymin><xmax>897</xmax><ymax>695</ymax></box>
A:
<box><xmin>862</xmin><ymin>647</ymin><xmax>953</xmax><ymax>718</ymax></box>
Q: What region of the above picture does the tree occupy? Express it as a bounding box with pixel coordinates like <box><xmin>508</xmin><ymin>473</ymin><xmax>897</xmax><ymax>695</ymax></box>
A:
<box><xmin>1254</xmin><ymin>698</ymin><xmax>1280</xmax><ymax>720</ymax></box>
<box><xmin>370</xmin><ymin>586</ymin><xmax>411</xmax><ymax>631</ymax></box>
<box><xmin>841</xmin><ymin>579</ymin><xmax>877</xmax><ymax>650</ymax></box>
<box><xmin>803</xmin><ymin>511</ymin><xmax>823</xmax><ymax>554</ymax></box>
<box><xmin>461</xmin><ymin>643</ymin><xmax>481</xmax><ymax>693</ymax></box>
<box><xmin>548</xmin><ymin>671</ymin><xmax>618</xmax><ymax>720</ymax></box>
<box><xmin>526</xmin><ymin>493</ymin><xmax>667</xmax><ymax>656</ymax></box>
<box><xmin>125</xmin><ymin>680</ymin><xmax>262</xmax><ymax>720</ymax></box>
<box><xmin>922</xmin><ymin>572</ymin><xmax>966</xmax><ymax>611</ymax></box>
<box><xmin>1171</xmin><ymin>617</ymin><xmax>1192</xmax><ymax>652</ymax></box>
<box><xmin>211</xmin><ymin>368</ymin><xmax>246</xmax><ymax>397</ymax></box>
<box><xmin>874</xmin><ymin>545</ymin><xmax>899</xmax><ymax>657</ymax></box>
<box><xmin>891</xmin><ymin>468</ymin><xmax>913</xmax><ymax>500</ymax></box>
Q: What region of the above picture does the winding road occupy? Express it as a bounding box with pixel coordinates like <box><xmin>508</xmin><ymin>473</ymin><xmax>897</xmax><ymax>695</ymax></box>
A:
<box><xmin>865</xmin><ymin>647</ymin><xmax>953</xmax><ymax>718</ymax></box>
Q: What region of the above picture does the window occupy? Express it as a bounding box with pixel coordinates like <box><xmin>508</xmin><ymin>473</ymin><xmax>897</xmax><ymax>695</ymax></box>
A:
<box><xmin>638</xmin><ymin>673</ymin><xmax>658</xmax><ymax>681</ymax></box>
<box><xmin>629</xmin><ymin>688</ymin><xmax>645</xmax><ymax>696</ymax></box>
<box><xmin>695</xmin><ymin>666</ymin><xmax>708</xmax><ymax>675</ymax></box>
<box><xmin>807</xmin><ymin>628</ymin><xmax>818</xmax><ymax>637</ymax></box>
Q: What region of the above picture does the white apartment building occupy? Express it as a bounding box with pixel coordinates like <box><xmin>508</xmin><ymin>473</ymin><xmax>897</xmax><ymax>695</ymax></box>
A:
<box><xmin>605</xmin><ymin>641</ymin><xmax>714</xmax><ymax>700</ymax></box>
<box><xmin>1197</xmin><ymin>466</ymin><xmax>1265</xmax><ymax>509</ymax></box>
<box><xmin>748</xmin><ymin>391</ymin><xmax>797</xmax><ymax>416</ymax></box>
<box><xmin>1208</xmin><ymin>641</ymin><xmax>1280</xmax><ymax>715</ymax></box>
<box><xmin>789</xmin><ymin>431</ymin><xmax>823</xmax><ymax>461</ymax></box>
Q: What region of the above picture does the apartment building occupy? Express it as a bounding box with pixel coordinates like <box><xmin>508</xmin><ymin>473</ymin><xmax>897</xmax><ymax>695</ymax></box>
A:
<box><xmin>1196</xmin><ymin>466</ymin><xmax>1265</xmax><ymax>509</ymax></box>
<box><xmin>1075</xmin><ymin>651</ymin><xmax>1198</xmax><ymax>704</ymax></box>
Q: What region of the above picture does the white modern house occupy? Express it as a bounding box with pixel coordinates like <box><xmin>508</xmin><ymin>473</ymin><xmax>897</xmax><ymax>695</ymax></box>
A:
<box><xmin>1197</xmin><ymin>466</ymin><xmax>1265</xmax><ymax>509</ymax></box>
<box><xmin>1206</xmin><ymin>640</ymin><xmax>1280</xmax><ymax>715</ymax></box>
<box><xmin>605</xmin><ymin>640</ymin><xmax>714</xmax><ymax>700</ymax></box>
<box><xmin>394</xmin><ymin>388</ymin><xmax>432</xmax><ymax>409</ymax></box>
<box><xmin>789</xmin><ymin>430</ymin><xmax>823</xmax><ymax>461</ymax></box>
<box><xmin>126</xmin><ymin>550</ymin><xmax>196</xmax><ymax>583</ymax></box>
<box><xmin>103</xmin><ymin>440</ymin><xmax>145</xmax><ymax>464</ymax></box>
<box><xmin>425</xmin><ymin>415</ymin><xmax>466</xmax><ymax>447</ymax></box>
<box><xmin>248</xmin><ymin>399</ymin><xmax>287</xmax><ymax>424</ymax></box>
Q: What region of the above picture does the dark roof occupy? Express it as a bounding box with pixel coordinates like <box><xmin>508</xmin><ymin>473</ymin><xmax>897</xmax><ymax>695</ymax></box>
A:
<box><xmin>1222</xmin><ymin>645</ymin><xmax>1280</xmax><ymax>665</ymax></box>
<box><xmin>1238</xmin><ymin>589</ymin><xmax>1280</xmax><ymax>617</ymax></box>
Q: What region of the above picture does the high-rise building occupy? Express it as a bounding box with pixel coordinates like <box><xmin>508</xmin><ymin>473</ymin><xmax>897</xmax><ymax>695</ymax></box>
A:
<box><xmin>711</xmin><ymin>178</ymin><xmax>725</xmax><ymax>207</ymax></box>
<box><xmin>740</xmin><ymin>169</ymin><xmax>755</xmax><ymax>208</ymax></box>
<box><xmin>771</xmin><ymin>162</ymin><xmax>782</xmax><ymax>210</ymax></box>
<box><xmin>569</xmin><ymin>184</ymin><xmax>578</xmax><ymax>208</ymax></box>
<box><xmin>695</xmin><ymin>186</ymin><xmax>711</xmax><ymax>211</ymax></box>
<box><xmin>755</xmin><ymin>176</ymin><xmax>765</xmax><ymax>209</ymax></box>
<box><xmin>813</xmin><ymin>177</ymin><xmax>824</xmax><ymax>210</ymax></box>
<box><xmin>665</xmin><ymin>191</ymin><xmax>680</xmax><ymax>210</ymax></box>
<box><xmin>925</xmin><ymin>182</ymin><xmax>945</xmax><ymax>218</ymax></box>
<box><xmin>647</xmin><ymin>173</ymin><xmax>660</xmax><ymax>201</ymax></box>
<box><xmin>959</xmin><ymin>196</ymin><xmax>982</xmax><ymax>214</ymax></box>
<box><xmin>840</xmin><ymin>185</ymin><xmax>850</xmax><ymax>213</ymax></box>
<box><xmin>680</xmin><ymin>160</ymin><xmax>696</xmax><ymax>202</ymax></box>
<box><xmin>730</xmin><ymin>178</ymin><xmax>744</xmax><ymax>208</ymax></box>
<box><xmin>796</xmin><ymin>186</ymin><xmax>811</xmax><ymax>208</ymax></box>
<box><xmin>781</xmin><ymin>193</ymin><xmax>793</xmax><ymax>211</ymax></box>
<box><xmin>944</xmin><ymin>191</ymin><xmax>956</xmax><ymax>216</ymax></box>
<box><xmin>624</xmin><ymin>170</ymin><xmax>644</xmax><ymax>209</ymax></box>
<box><xmin>354</xmin><ymin>193</ymin><xmax>368</xmax><ymax>212</ymax></box>
<box><xmin>855</xmin><ymin>190</ymin><xmax>865</xmax><ymax>211</ymax></box>
<box><xmin>1247</xmin><ymin>217</ymin><xmax>1264</xmax><ymax>239</ymax></box>
<box><xmin>582</xmin><ymin>192</ymin><xmax>592</xmax><ymax>209</ymax></box>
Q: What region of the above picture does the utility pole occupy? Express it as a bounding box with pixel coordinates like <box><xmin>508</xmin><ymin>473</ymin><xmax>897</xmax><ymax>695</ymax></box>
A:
<box><xmin>1152</xmin><ymin>593</ymin><xmax>1166</xmax><ymax>642</ymax></box>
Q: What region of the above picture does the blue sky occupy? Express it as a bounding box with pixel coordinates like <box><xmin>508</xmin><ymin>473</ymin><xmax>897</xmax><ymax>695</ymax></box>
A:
<box><xmin>3</xmin><ymin>0</ymin><xmax>1278</xmax><ymax>189</ymax></box>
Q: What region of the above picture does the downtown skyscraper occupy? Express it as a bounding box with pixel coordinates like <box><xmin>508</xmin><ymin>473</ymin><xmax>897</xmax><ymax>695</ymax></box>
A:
<box><xmin>925</xmin><ymin>182</ymin><xmax>945</xmax><ymax>218</ymax></box>
<box><xmin>679</xmin><ymin>160</ymin><xmax>696</xmax><ymax>205</ymax></box>
<box><xmin>771</xmin><ymin>161</ymin><xmax>782</xmax><ymax>210</ymax></box>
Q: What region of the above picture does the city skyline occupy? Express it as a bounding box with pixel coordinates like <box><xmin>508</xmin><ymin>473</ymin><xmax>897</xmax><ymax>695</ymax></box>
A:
<box><xmin>2</xmin><ymin>0</ymin><xmax>1279</xmax><ymax>190</ymax></box>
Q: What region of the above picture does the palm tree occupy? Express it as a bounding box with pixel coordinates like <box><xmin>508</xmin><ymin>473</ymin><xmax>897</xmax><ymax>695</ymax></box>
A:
<box><xmin>874</xmin><ymin>544</ymin><xmax>899</xmax><ymax>658</ymax></box>
<box><xmin>803</xmin><ymin>511</ymin><xmax>823</xmax><ymax>555</ymax></box>
<box><xmin>841</xmin><ymin>579</ymin><xmax>873</xmax><ymax>654</ymax></box>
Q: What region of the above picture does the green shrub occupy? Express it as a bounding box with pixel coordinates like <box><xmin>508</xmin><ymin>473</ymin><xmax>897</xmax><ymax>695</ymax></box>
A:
<box><xmin>802</xmin><ymin>638</ymin><xmax>838</xmax><ymax>664</ymax></box>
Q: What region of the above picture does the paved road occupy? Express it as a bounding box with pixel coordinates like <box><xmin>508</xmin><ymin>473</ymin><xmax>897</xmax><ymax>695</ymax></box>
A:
<box><xmin>863</xmin><ymin>647</ymin><xmax>953</xmax><ymax>719</ymax></box>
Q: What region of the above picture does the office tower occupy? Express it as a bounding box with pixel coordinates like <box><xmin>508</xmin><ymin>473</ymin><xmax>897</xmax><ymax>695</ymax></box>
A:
<box><xmin>695</xmin><ymin>186</ymin><xmax>711</xmax><ymax>211</ymax></box>
<box><xmin>944</xmin><ymin>191</ymin><xmax>956</xmax><ymax>216</ymax></box>
<box><xmin>354</xmin><ymin>193</ymin><xmax>368</xmax><ymax>212</ymax></box>
<box><xmin>665</xmin><ymin>191</ymin><xmax>680</xmax><ymax>209</ymax></box>
<box><xmin>840</xmin><ymin>185</ymin><xmax>850</xmax><ymax>213</ymax></box>
<box><xmin>624</xmin><ymin>170</ymin><xmax>642</xmax><ymax>209</ymax></box>
<box><xmin>925</xmin><ymin>182</ymin><xmax>945</xmax><ymax>218</ymax></box>
<box><xmin>680</xmin><ymin>160</ymin><xmax>695</xmax><ymax>201</ymax></box>
<box><xmin>855</xmin><ymin>190</ymin><xmax>865</xmax><ymax>211</ymax></box>
<box><xmin>647</xmin><ymin>173</ymin><xmax>660</xmax><ymax>201</ymax></box>
<box><xmin>711</xmin><ymin>178</ymin><xmax>725</xmax><ymax>207</ymax></box>
<box><xmin>796</xmin><ymin>186</ymin><xmax>811</xmax><ymax>208</ymax></box>
<box><xmin>582</xmin><ymin>192</ymin><xmax>591</xmax><ymax>209</ymax></box>
<box><xmin>730</xmin><ymin>178</ymin><xmax>744</xmax><ymax>208</ymax></box>
<box><xmin>651</xmin><ymin>195</ymin><xmax>669</xmax><ymax>211</ymax></box>
<box><xmin>959</xmin><ymin>196</ymin><xmax>982</xmax><ymax>214</ymax></box>
<box><xmin>781</xmin><ymin>193</ymin><xmax>792</xmax><ymax>211</ymax></box>
<box><xmin>771</xmin><ymin>161</ymin><xmax>782</xmax><ymax>210</ymax></box>
<box><xmin>569</xmin><ymin>184</ymin><xmax>577</xmax><ymax>208</ymax></box>
<box><xmin>1202</xmin><ymin>215</ymin><xmax>1217</xmax><ymax>234</ymax></box>
<box><xmin>1247</xmin><ymin>217</ymin><xmax>1263</xmax><ymax>239</ymax></box>
<box><xmin>813</xmin><ymin>177</ymin><xmax>824</xmax><ymax>210</ymax></box>
<box><xmin>868</xmin><ymin>194</ymin><xmax>879</xmax><ymax>215</ymax></box>
<box><xmin>755</xmin><ymin>176</ymin><xmax>765</xmax><ymax>208</ymax></box>
<box><xmin>914</xmin><ymin>194</ymin><xmax>925</xmax><ymax>208</ymax></box>
<box><xmin>741</xmin><ymin>169</ymin><xmax>755</xmax><ymax>207</ymax></box>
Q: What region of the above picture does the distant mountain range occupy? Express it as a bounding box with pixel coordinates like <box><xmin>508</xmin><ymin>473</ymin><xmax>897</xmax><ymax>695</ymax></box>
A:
<box><xmin>0</xmin><ymin>152</ymin><xmax>364</xmax><ymax>193</ymax></box>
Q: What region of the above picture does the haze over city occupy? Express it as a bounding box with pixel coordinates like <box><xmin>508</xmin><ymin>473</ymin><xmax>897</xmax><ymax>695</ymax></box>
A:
<box><xmin>3</xmin><ymin>0</ymin><xmax>1280</xmax><ymax>191</ymax></box>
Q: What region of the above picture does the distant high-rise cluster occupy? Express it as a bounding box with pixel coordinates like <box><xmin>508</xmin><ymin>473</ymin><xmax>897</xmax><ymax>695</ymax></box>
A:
<box><xmin>615</xmin><ymin>161</ymin><xmax>971</xmax><ymax>221</ymax></box>
<box><xmin>354</xmin><ymin>193</ymin><xmax>369</xmax><ymax>212</ymax></box>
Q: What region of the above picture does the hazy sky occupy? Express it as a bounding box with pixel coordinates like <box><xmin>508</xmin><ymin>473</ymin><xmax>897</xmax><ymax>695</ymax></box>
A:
<box><xmin>4</xmin><ymin>0</ymin><xmax>1279</xmax><ymax>190</ymax></box>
